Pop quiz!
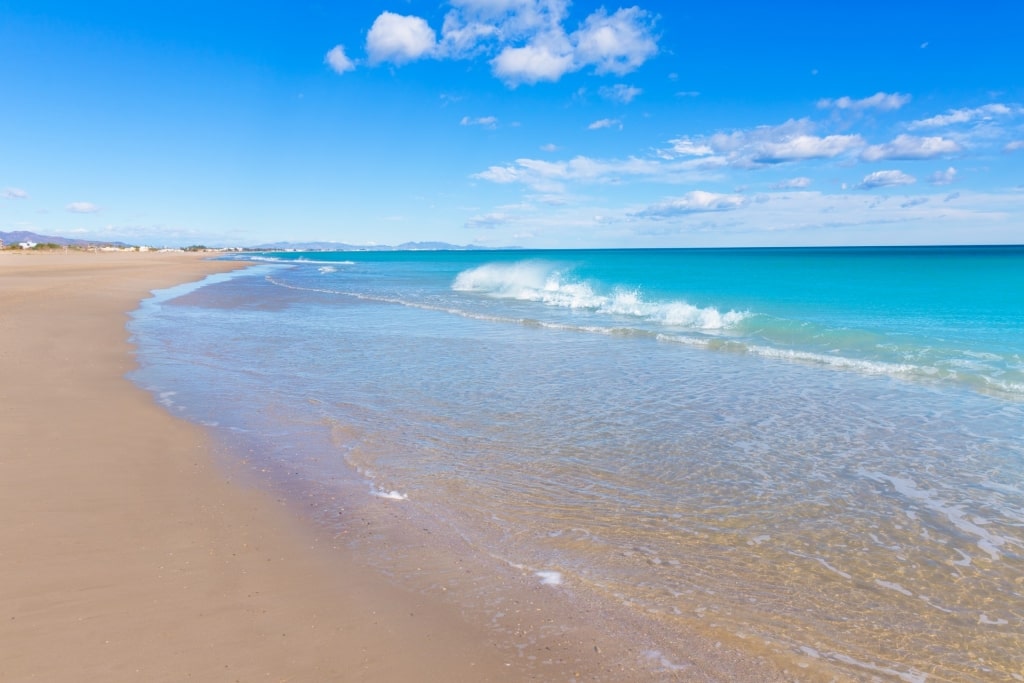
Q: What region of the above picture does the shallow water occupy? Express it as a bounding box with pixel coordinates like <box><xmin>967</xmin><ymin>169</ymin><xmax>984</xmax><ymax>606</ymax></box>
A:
<box><xmin>131</xmin><ymin>248</ymin><xmax>1024</xmax><ymax>681</ymax></box>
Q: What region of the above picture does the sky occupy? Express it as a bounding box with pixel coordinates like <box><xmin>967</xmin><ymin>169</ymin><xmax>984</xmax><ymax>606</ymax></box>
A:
<box><xmin>2</xmin><ymin>0</ymin><xmax>1023</xmax><ymax>248</ymax></box>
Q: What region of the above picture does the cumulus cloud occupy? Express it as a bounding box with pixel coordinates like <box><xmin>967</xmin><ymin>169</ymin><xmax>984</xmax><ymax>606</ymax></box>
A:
<box><xmin>599</xmin><ymin>83</ymin><xmax>642</xmax><ymax>103</ymax></box>
<box><xmin>66</xmin><ymin>201</ymin><xmax>101</xmax><ymax>213</ymax></box>
<box><xmin>858</xmin><ymin>170</ymin><xmax>916</xmax><ymax>189</ymax></box>
<box><xmin>861</xmin><ymin>134</ymin><xmax>961</xmax><ymax>161</ymax></box>
<box><xmin>817</xmin><ymin>92</ymin><xmax>912</xmax><ymax>111</ymax></box>
<box><xmin>773</xmin><ymin>177</ymin><xmax>812</xmax><ymax>189</ymax></box>
<box><xmin>3</xmin><ymin>187</ymin><xmax>28</xmax><ymax>199</ymax></box>
<box><xmin>572</xmin><ymin>7</ymin><xmax>658</xmax><ymax>76</ymax></box>
<box><xmin>930</xmin><ymin>167</ymin><xmax>956</xmax><ymax>185</ymax></box>
<box><xmin>358</xmin><ymin>2</ymin><xmax>657</xmax><ymax>85</ymax></box>
<box><xmin>588</xmin><ymin>118</ymin><xmax>622</xmax><ymax>130</ymax></box>
<box><xmin>634</xmin><ymin>190</ymin><xmax>748</xmax><ymax>219</ymax></box>
<box><xmin>324</xmin><ymin>45</ymin><xmax>356</xmax><ymax>74</ymax></box>
<box><xmin>366</xmin><ymin>12</ymin><xmax>437</xmax><ymax>65</ymax></box>
<box><xmin>909</xmin><ymin>103</ymin><xmax>1019</xmax><ymax>129</ymax></box>
<box><xmin>492</xmin><ymin>38</ymin><xmax>575</xmax><ymax>84</ymax></box>
<box><xmin>668</xmin><ymin>119</ymin><xmax>863</xmax><ymax>168</ymax></box>
<box><xmin>460</xmin><ymin>115</ymin><xmax>499</xmax><ymax>128</ymax></box>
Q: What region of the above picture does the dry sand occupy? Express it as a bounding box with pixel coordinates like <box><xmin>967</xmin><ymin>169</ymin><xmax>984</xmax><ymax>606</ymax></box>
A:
<box><xmin>0</xmin><ymin>251</ymin><xmax>541</xmax><ymax>682</ymax></box>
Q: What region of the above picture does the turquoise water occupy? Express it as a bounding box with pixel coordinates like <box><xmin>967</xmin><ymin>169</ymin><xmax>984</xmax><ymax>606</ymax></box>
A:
<box><xmin>131</xmin><ymin>247</ymin><xmax>1024</xmax><ymax>681</ymax></box>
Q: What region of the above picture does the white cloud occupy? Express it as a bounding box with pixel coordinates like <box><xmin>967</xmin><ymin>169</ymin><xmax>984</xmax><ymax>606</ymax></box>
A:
<box><xmin>861</xmin><ymin>134</ymin><xmax>961</xmax><ymax>161</ymax></box>
<box><xmin>599</xmin><ymin>83</ymin><xmax>642</xmax><ymax>103</ymax></box>
<box><xmin>460</xmin><ymin>115</ymin><xmax>498</xmax><ymax>128</ymax></box>
<box><xmin>473</xmin><ymin>153</ymin><xmax>690</xmax><ymax>192</ymax></box>
<box><xmin>858</xmin><ymin>170</ymin><xmax>916</xmax><ymax>189</ymax></box>
<box><xmin>669</xmin><ymin>119</ymin><xmax>863</xmax><ymax>167</ymax></box>
<box><xmin>357</xmin><ymin>2</ymin><xmax>657</xmax><ymax>86</ymax></box>
<box><xmin>465</xmin><ymin>211</ymin><xmax>511</xmax><ymax>230</ymax></box>
<box><xmin>3</xmin><ymin>187</ymin><xmax>28</xmax><ymax>199</ymax></box>
<box><xmin>324</xmin><ymin>45</ymin><xmax>356</xmax><ymax>74</ymax></box>
<box><xmin>668</xmin><ymin>138</ymin><xmax>714</xmax><ymax>156</ymax></box>
<box><xmin>572</xmin><ymin>7</ymin><xmax>658</xmax><ymax>76</ymax></box>
<box><xmin>588</xmin><ymin>118</ymin><xmax>622</xmax><ymax>130</ymax></box>
<box><xmin>773</xmin><ymin>177</ymin><xmax>812</xmax><ymax>189</ymax></box>
<box><xmin>1006</xmin><ymin>140</ymin><xmax>1024</xmax><ymax>152</ymax></box>
<box><xmin>930</xmin><ymin>167</ymin><xmax>957</xmax><ymax>185</ymax></box>
<box><xmin>492</xmin><ymin>38</ymin><xmax>574</xmax><ymax>84</ymax></box>
<box><xmin>66</xmin><ymin>201</ymin><xmax>101</xmax><ymax>213</ymax></box>
<box><xmin>634</xmin><ymin>191</ymin><xmax>748</xmax><ymax>219</ymax></box>
<box><xmin>540</xmin><ymin>143</ymin><xmax>559</xmax><ymax>152</ymax></box>
<box><xmin>366</xmin><ymin>12</ymin><xmax>437</xmax><ymax>65</ymax></box>
<box><xmin>750</xmin><ymin>134</ymin><xmax>863</xmax><ymax>163</ymax></box>
<box><xmin>908</xmin><ymin>103</ymin><xmax>1018</xmax><ymax>129</ymax></box>
<box><xmin>817</xmin><ymin>92</ymin><xmax>912</xmax><ymax>111</ymax></box>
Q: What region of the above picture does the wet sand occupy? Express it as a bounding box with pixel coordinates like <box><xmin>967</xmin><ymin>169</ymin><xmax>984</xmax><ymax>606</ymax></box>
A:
<box><xmin>0</xmin><ymin>250</ymin><xmax>785</xmax><ymax>682</ymax></box>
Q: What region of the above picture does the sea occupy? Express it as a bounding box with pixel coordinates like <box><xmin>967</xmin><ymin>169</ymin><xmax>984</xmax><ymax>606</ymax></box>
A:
<box><xmin>129</xmin><ymin>246</ymin><xmax>1024</xmax><ymax>681</ymax></box>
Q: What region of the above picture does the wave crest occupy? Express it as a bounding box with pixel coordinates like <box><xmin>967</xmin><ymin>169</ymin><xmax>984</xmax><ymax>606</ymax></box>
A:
<box><xmin>452</xmin><ymin>261</ymin><xmax>747</xmax><ymax>330</ymax></box>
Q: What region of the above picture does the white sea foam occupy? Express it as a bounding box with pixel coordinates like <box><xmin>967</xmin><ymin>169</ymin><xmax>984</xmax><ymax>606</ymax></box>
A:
<box><xmin>372</xmin><ymin>488</ymin><xmax>409</xmax><ymax>500</ymax></box>
<box><xmin>318</xmin><ymin>266</ymin><xmax>337</xmax><ymax>273</ymax></box>
<box><xmin>453</xmin><ymin>261</ymin><xmax>747</xmax><ymax>330</ymax></box>
<box><xmin>535</xmin><ymin>570</ymin><xmax>563</xmax><ymax>586</ymax></box>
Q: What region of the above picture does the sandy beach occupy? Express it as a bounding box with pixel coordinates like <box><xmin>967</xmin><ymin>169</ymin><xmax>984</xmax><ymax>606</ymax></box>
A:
<box><xmin>0</xmin><ymin>250</ymin><xmax>795</xmax><ymax>682</ymax></box>
<box><xmin>0</xmin><ymin>251</ymin><xmax>548</xmax><ymax>682</ymax></box>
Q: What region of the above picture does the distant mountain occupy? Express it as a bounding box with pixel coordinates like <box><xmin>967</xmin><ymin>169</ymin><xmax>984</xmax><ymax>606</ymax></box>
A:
<box><xmin>0</xmin><ymin>230</ymin><xmax>132</xmax><ymax>248</ymax></box>
<box><xmin>247</xmin><ymin>240</ymin><xmax>518</xmax><ymax>251</ymax></box>
<box><xmin>0</xmin><ymin>230</ymin><xmax>517</xmax><ymax>252</ymax></box>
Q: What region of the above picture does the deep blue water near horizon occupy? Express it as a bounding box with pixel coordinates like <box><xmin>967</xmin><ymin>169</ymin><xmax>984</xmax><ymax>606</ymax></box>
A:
<box><xmin>130</xmin><ymin>246</ymin><xmax>1024</xmax><ymax>681</ymax></box>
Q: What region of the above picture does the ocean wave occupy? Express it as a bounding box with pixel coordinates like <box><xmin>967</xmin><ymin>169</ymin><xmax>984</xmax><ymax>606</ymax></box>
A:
<box><xmin>452</xmin><ymin>261</ymin><xmax>748</xmax><ymax>330</ymax></box>
<box><xmin>266</xmin><ymin>268</ymin><xmax>1024</xmax><ymax>400</ymax></box>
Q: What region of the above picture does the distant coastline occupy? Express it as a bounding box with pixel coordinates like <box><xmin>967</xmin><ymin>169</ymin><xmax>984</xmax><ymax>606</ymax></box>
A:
<box><xmin>4</xmin><ymin>229</ymin><xmax>1021</xmax><ymax>255</ymax></box>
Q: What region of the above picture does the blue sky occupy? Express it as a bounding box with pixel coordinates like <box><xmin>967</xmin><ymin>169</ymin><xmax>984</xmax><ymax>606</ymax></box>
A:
<box><xmin>2</xmin><ymin>1</ymin><xmax>1023</xmax><ymax>248</ymax></box>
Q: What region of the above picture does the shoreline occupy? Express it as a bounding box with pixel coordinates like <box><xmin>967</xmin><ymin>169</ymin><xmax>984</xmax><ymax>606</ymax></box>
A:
<box><xmin>0</xmin><ymin>251</ymin><xmax>536</xmax><ymax>681</ymax></box>
<box><xmin>0</xmin><ymin>250</ymin><xmax>789</xmax><ymax>681</ymax></box>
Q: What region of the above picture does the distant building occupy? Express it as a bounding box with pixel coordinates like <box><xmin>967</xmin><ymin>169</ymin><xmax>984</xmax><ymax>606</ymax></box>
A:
<box><xmin>19</xmin><ymin>241</ymin><xmax>37</xmax><ymax>249</ymax></box>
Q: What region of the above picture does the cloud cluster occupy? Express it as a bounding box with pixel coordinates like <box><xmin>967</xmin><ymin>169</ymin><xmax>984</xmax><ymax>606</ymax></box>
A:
<box><xmin>3</xmin><ymin>187</ymin><xmax>28</xmax><ymax>200</ymax></box>
<box><xmin>329</xmin><ymin>1</ymin><xmax>659</xmax><ymax>86</ymax></box>
<box><xmin>634</xmin><ymin>191</ymin><xmax>748</xmax><ymax>219</ymax></box>
<box><xmin>667</xmin><ymin>119</ymin><xmax>863</xmax><ymax>168</ymax></box>
<box><xmin>474</xmin><ymin>154</ymin><xmax>674</xmax><ymax>192</ymax></box>
<box><xmin>467</xmin><ymin>93</ymin><xmax>1023</xmax><ymax>245</ymax></box>
<box><xmin>860</xmin><ymin>134</ymin><xmax>961</xmax><ymax>161</ymax></box>
<box><xmin>909</xmin><ymin>104</ymin><xmax>1020</xmax><ymax>129</ymax></box>
<box><xmin>817</xmin><ymin>91</ymin><xmax>911</xmax><ymax>111</ymax></box>
<box><xmin>858</xmin><ymin>170</ymin><xmax>916</xmax><ymax>189</ymax></box>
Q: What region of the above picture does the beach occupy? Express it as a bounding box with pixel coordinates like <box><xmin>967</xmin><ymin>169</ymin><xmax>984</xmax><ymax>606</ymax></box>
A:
<box><xmin>8</xmin><ymin>249</ymin><xmax>1020</xmax><ymax>682</ymax></box>
<box><xmin>0</xmin><ymin>251</ymin><xmax>648</xmax><ymax>682</ymax></box>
